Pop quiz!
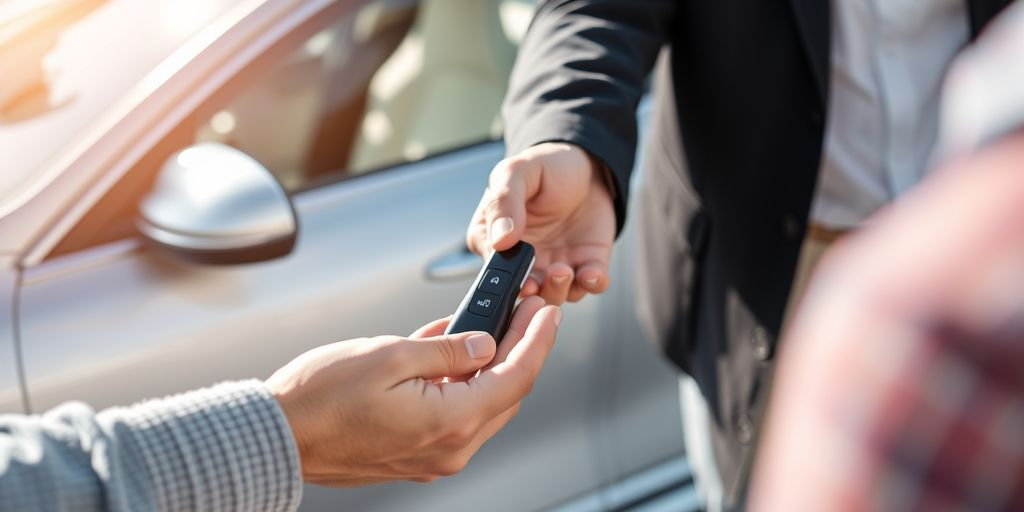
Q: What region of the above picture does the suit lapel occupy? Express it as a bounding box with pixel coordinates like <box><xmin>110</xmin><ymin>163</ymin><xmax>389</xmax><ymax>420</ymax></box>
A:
<box><xmin>967</xmin><ymin>0</ymin><xmax>1014</xmax><ymax>38</ymax></box>
<box><xmin>787</xmin><ymin>0</ymin><xmax>830</xmax><ymax>105</ymax></box>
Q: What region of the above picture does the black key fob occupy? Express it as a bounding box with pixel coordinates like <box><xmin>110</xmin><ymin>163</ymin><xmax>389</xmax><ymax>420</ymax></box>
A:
<box><xmin>445</xmin><ymin>241</ymin><xmax>536</xmax><ymax>341</ymax></box>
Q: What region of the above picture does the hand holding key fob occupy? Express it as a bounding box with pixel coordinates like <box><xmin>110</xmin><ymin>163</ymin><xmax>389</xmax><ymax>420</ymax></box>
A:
<box><xmin>445</xmin><ymin>241</ymin><xmax>536</xmax><ymax>341</ymax></box>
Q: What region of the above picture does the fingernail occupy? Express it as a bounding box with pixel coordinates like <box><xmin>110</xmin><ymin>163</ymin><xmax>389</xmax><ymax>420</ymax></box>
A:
<box><xmin>466</xmin><ymin>334</ymin><xmax>495</xmax><ymax>359</ymax></box>
<box><xmin>552</xmin><ymin>275</ymin><xmax>569</xmax><ymax>284</ymax></box>
<box><xmin>554</xmin><ymin>307</ymin><xmax>563</xmax><ymax>327</ymax></box>
<box><xmin>490</xmin><ymin>217</ymin><xmax>513</xmax><ymax>244</ymax></box>
<box><xmin>583</xmin><ymin>277</ymin><xmax>598</xmax><ymax>288</ymax></box>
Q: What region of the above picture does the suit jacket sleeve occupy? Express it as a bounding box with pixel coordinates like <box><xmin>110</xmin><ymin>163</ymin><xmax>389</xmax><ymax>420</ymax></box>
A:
<box><xmin>502</xmin><ymin>0</ymin><xmax>676</xmax><ymax>234</ymax></box>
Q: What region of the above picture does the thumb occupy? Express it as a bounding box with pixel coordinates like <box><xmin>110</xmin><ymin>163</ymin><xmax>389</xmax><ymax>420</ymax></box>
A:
<box><xmin>483</xmin><ymin>157</ymin><xmax>538</xmax><ymax>251</ymax></box>
<box><xmin>400</xmin><ymin>331</ymin><xmax>497</xmax><ymax>380</ymax></box>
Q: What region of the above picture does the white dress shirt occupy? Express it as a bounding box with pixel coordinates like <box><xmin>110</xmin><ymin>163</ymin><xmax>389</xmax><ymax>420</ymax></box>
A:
<box><xmin>811</xmin><ymin>0</ymin><xmax>969</xmax><ymax>228</ymax></box>
<box><xmin>938</xmin><ymin>1</ymin><xmax>1024</xmax><ymax>159</ymax></box>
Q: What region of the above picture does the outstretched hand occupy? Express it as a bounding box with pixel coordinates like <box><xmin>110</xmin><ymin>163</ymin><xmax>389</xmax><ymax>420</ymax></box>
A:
<box><xmin>467</xmin><ymin>142</ymin><xmax>616</xmax><ymax>305</ymax></box>
<box><xmin>266</xmin><ymin>296</ymin><xmax>560</xmax><ymax>486</ymax></box>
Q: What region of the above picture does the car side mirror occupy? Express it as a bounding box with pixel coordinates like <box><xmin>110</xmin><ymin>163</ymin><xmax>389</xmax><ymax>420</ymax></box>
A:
<box><xmin>137</xmin><ymin>143</ymin><xmax>297</xmax><ymax>264</ymax></box>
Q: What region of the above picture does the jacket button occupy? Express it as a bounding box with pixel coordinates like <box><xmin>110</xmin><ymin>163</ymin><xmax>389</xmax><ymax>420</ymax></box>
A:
<box><xmin>751</xmin><ymin>326</ymin><xmax>771</xmax><ymax>361</ymax></box>
<box><xmin>737</xmin><ymin>413</ymin><xmax>754</xmax><ymax>445</ymax></box>
<box><xmin>781</xmin><ymin>214</ymin><xmax>802</xmax><ymax>241</ymax></box>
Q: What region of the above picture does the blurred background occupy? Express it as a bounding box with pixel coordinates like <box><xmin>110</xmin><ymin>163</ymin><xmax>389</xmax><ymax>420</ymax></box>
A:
<box><xmin>0</xmin><ymin>0</ymin><xmax>693</xmax><ymax>510</ymax></box>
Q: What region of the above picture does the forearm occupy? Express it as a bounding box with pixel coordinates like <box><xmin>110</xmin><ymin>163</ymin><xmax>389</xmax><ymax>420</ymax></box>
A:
<box><xmin>503</xmin><ymin>0</ymin><xmax>675</xmax><ymax>234</ymax></box>
<box><xmin>0</xmin><ymin>380</ymin><xmax>302</xmax><ymax>512</ymax></box>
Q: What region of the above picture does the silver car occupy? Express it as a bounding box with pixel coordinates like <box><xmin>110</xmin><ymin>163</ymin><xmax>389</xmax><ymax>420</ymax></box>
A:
<box><xmin>0</xmin><ymin>0</ymin><xmax>692</xmax><ymax>510</ymax></box>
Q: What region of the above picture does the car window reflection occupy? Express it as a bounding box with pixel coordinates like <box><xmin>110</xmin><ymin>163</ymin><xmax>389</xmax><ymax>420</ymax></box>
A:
<box><xmin>192</xmin><ymin>0</ymin><xmax>534</xmax><ymax>191</ymax></box>
<box><xmin>0</xmin><ymin>0</ymin><xmax>107</xmax><ymax>123</ymax></box>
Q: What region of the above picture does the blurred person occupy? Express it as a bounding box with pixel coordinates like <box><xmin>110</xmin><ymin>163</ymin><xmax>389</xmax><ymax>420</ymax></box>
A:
<box><xmin>752</xmin><ymin>5</ymin><xmax>1024</xmax><ymax>509</ymax></box>
<box><xmin>0</xmin><ymin>298</ymin><xmax>561</xmax><ymax>511</ymax></box>
<box><xmin>466</xmin><ymin>1</ymin><xmax>1015</xmax><ymax>510</ymax></box>
<box><xmin>751</xmin><ymin>135</ymin><xmax>1024</xmax><ymax>511</ymax></box>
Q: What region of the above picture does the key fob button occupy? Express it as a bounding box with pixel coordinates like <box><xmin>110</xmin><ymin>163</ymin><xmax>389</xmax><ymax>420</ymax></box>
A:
<box><xmin>444</xmin><ymin>241</ymin><xmax>535</xmax><ymax>340</ymax></box>
<box><xmin>468</xmin><ymin>291</ymin><xmax>500</xmax><ymax>317</ymax></box>
<box><xmin>478</xmin><ymin>269</ymin><xmax>512</xmax><ymax>294</ymax></box>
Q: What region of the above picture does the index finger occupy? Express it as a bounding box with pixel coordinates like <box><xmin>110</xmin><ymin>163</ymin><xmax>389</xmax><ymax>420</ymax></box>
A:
<box><xmin>490</xmin><ymin>296</ymin><xmax>547</xmax><ymax>366</ymax></box>
<box><xmin>409</xmin><ymin>316</ymin><xmax>452</xmax><ymax>338</ymax></box>
<box><xmin>457</xmin><ymin>304</ymin><xmax>561</xmax><ymax>420</ymax></box>
<box><xmin>443</xmin><ymin>296</ymin><xmax>547</xmax><ymax>384</ymax></box>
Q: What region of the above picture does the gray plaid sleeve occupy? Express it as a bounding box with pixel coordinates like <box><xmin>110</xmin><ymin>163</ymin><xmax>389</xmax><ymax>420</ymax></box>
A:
<box><xmin>0</xmin><ymin>380</ymin><xmax>302</xmax><ymax>511</ymax></box>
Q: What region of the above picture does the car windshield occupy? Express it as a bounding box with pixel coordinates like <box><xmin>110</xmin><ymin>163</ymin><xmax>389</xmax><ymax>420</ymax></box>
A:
<box><xmin>0</xmin><ymin>0</ymin><xmax>243</xmax><ymax>212</ymax></box>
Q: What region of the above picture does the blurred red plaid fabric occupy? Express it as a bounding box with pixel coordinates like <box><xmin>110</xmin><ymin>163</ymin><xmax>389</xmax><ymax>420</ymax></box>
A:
<box><xmin>828</xmin><ymin>319</ymin><xmax>1024</xmax><ymax>510</ymax></box>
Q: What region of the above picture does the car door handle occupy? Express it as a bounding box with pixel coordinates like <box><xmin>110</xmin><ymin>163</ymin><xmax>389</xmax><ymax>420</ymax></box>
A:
<box><xmin>425</xmin><ymin>246</ymin><xmax>483</xmax><ymax>281</ymax></box>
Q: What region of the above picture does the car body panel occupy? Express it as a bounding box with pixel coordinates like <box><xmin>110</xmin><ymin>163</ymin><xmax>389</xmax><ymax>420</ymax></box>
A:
<box><xmin>0</xmin><ymin>255</ymin><xmax>25</xmax><ymax>413</ymax></box>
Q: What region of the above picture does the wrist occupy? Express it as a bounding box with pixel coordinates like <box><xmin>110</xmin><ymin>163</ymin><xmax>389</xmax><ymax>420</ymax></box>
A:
<box><xmin>532</xmin><ymin>141</ymin><xmax>616</xmax><ymax>199</ymax></box>
<box><xmin>267</xmin><ymin>381</ymin><xmax>312</xmax><ymax>479</ymax></box>
<box><xmin>583</xmin><ymin>149</ymin><xmax>617</xmax><ymax>202</ymax></box>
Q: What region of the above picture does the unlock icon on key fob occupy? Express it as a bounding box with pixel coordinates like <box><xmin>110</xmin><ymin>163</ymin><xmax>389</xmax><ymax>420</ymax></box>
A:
<box><xmin>468</xmin><ymin>291</ymin><xmax>499</xmax><ymax>316</ymax></box>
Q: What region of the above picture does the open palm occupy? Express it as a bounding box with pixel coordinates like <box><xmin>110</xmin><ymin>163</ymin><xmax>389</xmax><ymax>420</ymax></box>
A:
<box><xmin>467</xmin><ymin>143</ymin><xmax>616</xmax><ymax>304</ymax></box>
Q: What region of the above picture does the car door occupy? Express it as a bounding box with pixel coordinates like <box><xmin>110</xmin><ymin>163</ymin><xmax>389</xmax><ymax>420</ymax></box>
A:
<box><xmin>0</xmin><ymin>255</ymin><xmax>23</xmax><ymax>414</ymax></box>
<box><xmin>14</xmin><ymin>1</ymin><xmax>622</xmax><ymax>510</ymax></box>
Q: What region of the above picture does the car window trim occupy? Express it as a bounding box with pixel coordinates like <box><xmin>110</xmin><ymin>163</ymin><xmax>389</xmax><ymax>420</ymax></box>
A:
<box><xmin>293</xmin><ymin>135</ymin><xmax>500</xmax><ymax>194</ymax></box>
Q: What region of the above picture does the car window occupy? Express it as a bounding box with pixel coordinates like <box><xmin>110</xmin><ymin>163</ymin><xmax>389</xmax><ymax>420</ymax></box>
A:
<box><xmin>194</xmin><ymin>0</ymin><xmax>534</xmax><ymax>191</ymax></box>
<box><xmin>46</xmin><ymin>0</ymin><xmax>536</xmax><ymax>259</ymax></box>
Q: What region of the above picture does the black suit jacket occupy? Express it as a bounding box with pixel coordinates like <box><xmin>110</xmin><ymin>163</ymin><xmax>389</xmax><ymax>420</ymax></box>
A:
<box><xmin>502</xmin><ymin>0</ymin><xmax>1012</xmax><ymax>502</ymax></box>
